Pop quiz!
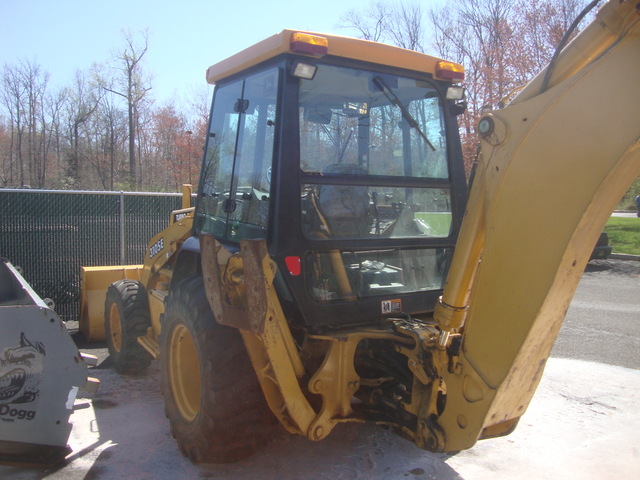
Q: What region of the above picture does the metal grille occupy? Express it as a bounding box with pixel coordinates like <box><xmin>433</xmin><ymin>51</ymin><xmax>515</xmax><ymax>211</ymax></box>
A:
<box><xmin>0</xmin><ymin>189</ymin><xmax>182</xmax><ymax>321</ymax></box>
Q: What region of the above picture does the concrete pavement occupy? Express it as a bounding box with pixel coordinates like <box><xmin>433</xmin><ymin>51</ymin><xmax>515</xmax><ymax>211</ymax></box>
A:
<box><xmin>1</xmin><ymin>357</ymin><xmax>638</xmax><ymax>479</ymax></box>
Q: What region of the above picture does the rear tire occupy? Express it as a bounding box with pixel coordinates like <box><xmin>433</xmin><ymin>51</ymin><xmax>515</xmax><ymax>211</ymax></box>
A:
<box><xmin>160</xmin><ymin>276</ymin><xmax>274</xmax><ymax>463</ymax></box>
<box><xmin>104</xmin><ymin>279</ymin><xmax>153</xmax><ymax>374</ymax></box>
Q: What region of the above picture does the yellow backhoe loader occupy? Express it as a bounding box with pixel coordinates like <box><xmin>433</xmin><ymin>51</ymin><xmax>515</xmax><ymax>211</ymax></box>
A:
<box><xmin>79</xmin><ymin>0</ymin><xmax>639</xmax><ymax>463</ymax></box>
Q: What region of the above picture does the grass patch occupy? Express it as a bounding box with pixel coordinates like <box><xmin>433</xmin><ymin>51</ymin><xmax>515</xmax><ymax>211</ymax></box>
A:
<box><xmin>617</xmin><ymin>176</ymin><xmax>640</xmax><ymax>210</ymax></box>
<box><xmin>605</xmin><ymin>217</ymin><xmax>640</xmax><ymax>255</ymax></box>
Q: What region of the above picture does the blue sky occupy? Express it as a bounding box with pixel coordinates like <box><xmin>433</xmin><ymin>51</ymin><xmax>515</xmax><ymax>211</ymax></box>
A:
<box><xmin>0</xmin><ymin>0</ymin><xmax>382</xmax><ymax>103</ymax></box>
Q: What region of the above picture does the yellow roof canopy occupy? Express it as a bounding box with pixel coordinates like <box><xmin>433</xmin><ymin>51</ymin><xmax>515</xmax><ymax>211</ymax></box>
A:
<box><xmin>205</xmin><ymin>29</ymin><xmax>464</xmax><ymax>85</ymax></box>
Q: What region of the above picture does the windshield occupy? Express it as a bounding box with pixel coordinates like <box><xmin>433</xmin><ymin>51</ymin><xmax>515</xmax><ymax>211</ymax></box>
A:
<box><xmin>299</xmin><ymin>64</ymin><xmax>452</xmax><ymax>240</ymax></box>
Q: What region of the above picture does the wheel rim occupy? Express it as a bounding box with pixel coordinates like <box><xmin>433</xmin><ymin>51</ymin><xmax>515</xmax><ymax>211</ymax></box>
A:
<box><xmin>109</xmin><ymin>303</ymin><xmax>123</xmax><ymax>352</ymax></box>
<box><xmin>168</xmin><ymin>323</ymin><xmax>201</xmax><ymax>422</ymax></box>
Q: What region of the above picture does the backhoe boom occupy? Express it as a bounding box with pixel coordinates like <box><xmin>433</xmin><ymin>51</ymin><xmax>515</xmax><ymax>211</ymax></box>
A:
<box><xmin>434</xmin><ymin>0</ymin><xmax>640</xmax><ymax>450</ymax></box>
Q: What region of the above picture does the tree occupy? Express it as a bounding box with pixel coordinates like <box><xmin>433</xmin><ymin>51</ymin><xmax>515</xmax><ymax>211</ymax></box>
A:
<box><xmin>0</xmin><ymin>63</ymin><xmax>25</xmax><ymax>186</ymax></box>
<box><xmin>22</xmin><ymin>60</ymin><xmax>50</xmax><ymax>188</ymax></box>
<box><xmin>0</xmin><ymin>32</ymin><xmax>214</xmax><ymax>191</ymax></box>
<box><xmin>149</xmin><ymin>101</ymin><xmax>207</xmax><ymax>191</ymax></box>
<box><xmin>92</xmin><ymin>93</ymin><xmax>128</xmax><ymax>190</ymax></box>
<box><xmin>0</xmin><ymin>60</ymin><xmax>52</xmax><ymax>188</ymax></box>
<box><xmin>342</xmin><ymin>0</ymin><xmax>593</xmax><ymax>173</ymax></box>
<box><xmin>42</xmin><ymin>86</ymin><xmax>66</xmax><ymax>186</ymax></box>
<box><xmin>185</xmin><ymin>84</ymin><xmax>212</xmax><ymax>185</ymax></box>
<box><xmin>341</xmin><ymin>0</ymin><xmax>424</xmax><ymax>49</ymax></box>
<box><xmin>99</xmin><ymin>29</ymin><xmax>152</xmax><ymax>187</ymax></box>
<box><xmin>341</xmin><ymin>2</ymin><xmax>391</xmax><ymax>42</ymax></box>
<box><xmin>0</xmin><ymin>120</ymin><xmax>10</xmax><ymax>186</ymax></box>
<box><xmin>150</xmin><ymin>103</ymin><xmax>183</xmax><ymax>190</ymax></box>
<box><xmin>430</xmin><ymin>0</ymin><xmax>589</xmax><ymax>168</ymax></box>
<box><xmin>386</xmin><ymin>1</ymin><xmax>425</xmax><ymax>51</ymax></box>
<box><xmin>428</xmin><ymin>0</ymin><xmax>517</xmax><ymax>170</ymax></box>
<box><xmin>509</xmin><ymin>0</ymin><xmax>585</xmax><ymax>83</ymax></box>
<box><xmin>63</xmin><ymin>70</ymin><xmax>102</xmax><ymax>185</ymax></box>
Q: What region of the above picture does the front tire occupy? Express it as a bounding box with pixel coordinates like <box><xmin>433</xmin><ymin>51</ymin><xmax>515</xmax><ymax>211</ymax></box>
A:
<box><xmin>104</xmin><ymin>279</ymin><xmax>153</xmax><ymax>374</ymax></box>
<box><xmin>160</xmin><ymin>276</ymin><xmax>274</xmax><ymax>463</ymax></box>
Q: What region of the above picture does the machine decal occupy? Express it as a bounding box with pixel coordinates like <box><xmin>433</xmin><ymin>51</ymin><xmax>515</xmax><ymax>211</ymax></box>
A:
<box><xmin>149</xmin><ymin>237</ymin><xmax>164</xmax><ymax>258</ymax></box>
<box><xmin>0</xmin><ymin>333</ymin><xmax>44</xmax><ymax>421</ymax></box>
<box><xmin>173</xmin><ymin>212</ymin><xmax>189</xmax><ymax>223</ymax></box>
<box><xmin>381</xmin><ymin>299</ymin><xmax>402</xmax><ymax>314</ymax></box>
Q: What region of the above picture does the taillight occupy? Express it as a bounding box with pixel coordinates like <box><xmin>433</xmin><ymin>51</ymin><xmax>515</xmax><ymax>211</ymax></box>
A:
<box><xmin>285</xmin><ymin>256</ymin><xmax>301</xmax><ymax>276</ymax></box>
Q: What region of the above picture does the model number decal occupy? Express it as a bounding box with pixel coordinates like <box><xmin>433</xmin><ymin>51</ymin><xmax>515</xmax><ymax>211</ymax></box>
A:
<box><xmin>173</xmin><ymin>212</ymin><xmax>189</xmax><ymax>222</ymax></box>
<box><xmin>149</xmin><ymin>238</ymin><xmax>164</xmax><ymax>258</ymax></box>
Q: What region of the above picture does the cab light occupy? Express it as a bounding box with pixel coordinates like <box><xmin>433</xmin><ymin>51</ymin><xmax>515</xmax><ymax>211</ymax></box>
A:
<box><xmin>285</xmin><ymin>256</ymin><xmax>301</xmax><ymax>276</ymax></box>
<box><xmin>436</xmin><ymin>61</ymin><xmax>465</xmax><ymax>82</ymax></box>
<box><xmin>290</xmin><ymin>32</ymin><xmax>329</xmax><ymax>57</ymax></box>
<box><xmin>446</xmin><ymin>85</ymin><xmax>465</xmax><ymax>100</ymax></box>
<box><xmin>291</xmin><ymin>60</ymin><xmax>318</xmax><ymax>80</ymax></box>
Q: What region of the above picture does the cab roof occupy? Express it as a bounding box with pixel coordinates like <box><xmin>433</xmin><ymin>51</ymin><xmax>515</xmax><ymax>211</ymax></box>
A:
<box><xmin>205</xmin><ymin>29</ymin><xmax>464</xmax><ymax>85</ymax></box>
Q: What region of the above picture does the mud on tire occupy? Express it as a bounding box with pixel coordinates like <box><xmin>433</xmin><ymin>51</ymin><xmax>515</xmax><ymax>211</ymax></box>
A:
<box><xmin>104</xmin><ymin>279</ymin><xmax>153</xmax><ymax>374</ymax></box>
<box><xmin>160</xmin><ymin>276</ymin><xmax>275</xmax><ymax>463</ymax></box>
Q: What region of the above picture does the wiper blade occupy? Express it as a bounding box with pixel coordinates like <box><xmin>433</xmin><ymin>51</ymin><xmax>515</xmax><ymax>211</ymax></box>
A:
<box><xmin>373</xmin><ymin>76</ymin><xmax>435</xmax><ymax>151</ymax></box>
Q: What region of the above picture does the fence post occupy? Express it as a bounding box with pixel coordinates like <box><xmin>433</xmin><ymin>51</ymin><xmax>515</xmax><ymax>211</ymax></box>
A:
<box><xmin>120</xmin><ymin>191</ymin><xmax>125</xmax><ymax>265</ymax></box>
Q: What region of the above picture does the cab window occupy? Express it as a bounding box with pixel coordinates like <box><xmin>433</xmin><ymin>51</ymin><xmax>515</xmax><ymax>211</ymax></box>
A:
<box><xmin>299</xmin><ymin>64</ymin><xmax>452</xmax><ymax>240</ymax></box>
<box><xmin>195</xmin><ymin>68</ymin><xmax>279</xmax><ymax>240</ymax></box>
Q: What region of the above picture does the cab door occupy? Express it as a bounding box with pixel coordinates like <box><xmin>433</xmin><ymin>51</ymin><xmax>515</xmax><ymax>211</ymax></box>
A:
<box><xmin>195</xmin><ymin>67</ymin><xmax>279</xmax><ymax>241</ymax></box>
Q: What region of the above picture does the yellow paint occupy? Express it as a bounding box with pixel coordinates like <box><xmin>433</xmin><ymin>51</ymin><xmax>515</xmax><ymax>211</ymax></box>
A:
<box><xmin>434</xmin><ymin>0</ymin><xmax>640</xmax><ymax>451</ymax></box>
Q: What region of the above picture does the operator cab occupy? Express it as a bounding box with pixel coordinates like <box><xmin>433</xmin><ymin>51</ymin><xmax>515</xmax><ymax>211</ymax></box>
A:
<box><xmin>194</xmin><ymin>31</ymin><xmax>468</xmax><ymax>327</ymax></box>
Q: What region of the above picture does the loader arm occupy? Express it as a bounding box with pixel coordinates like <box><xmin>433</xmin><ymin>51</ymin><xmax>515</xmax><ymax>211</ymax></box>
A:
<box><xmin>433</xmin><ymin>0</ymin><xmax>640</xmax><ymax>450</ymax></box>
<box><xmin>79</xmin><ymin>185</ymin><xmax>194</xmax><ymax>343</ymax></box>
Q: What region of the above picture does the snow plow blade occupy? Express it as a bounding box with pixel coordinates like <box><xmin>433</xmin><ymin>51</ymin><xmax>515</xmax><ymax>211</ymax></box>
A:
<box><xmin>0</xmin><ymin>258</ymin><xmax>99</xmax><ymax>466</ymax></box>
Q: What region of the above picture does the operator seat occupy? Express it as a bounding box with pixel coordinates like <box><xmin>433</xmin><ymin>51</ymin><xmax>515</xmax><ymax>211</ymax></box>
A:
<box><xmin>317</xmin><ymin>163</ymin><xmax>371</xmax><ymax>237</ymax></box>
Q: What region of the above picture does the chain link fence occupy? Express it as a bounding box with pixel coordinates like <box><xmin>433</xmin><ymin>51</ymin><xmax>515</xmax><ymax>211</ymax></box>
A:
<box><xmin>0</xmin><ymin>189</ymin><xmax>183</xmax><ymax>321</ymax></box>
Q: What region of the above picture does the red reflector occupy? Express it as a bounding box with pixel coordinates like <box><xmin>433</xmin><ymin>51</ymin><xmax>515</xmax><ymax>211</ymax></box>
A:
<box><xmin>285</xmin><ymin>256</ymin><xmax>301</xmax><ymax>276</ymax></box>
<box><xmin>290</xmin><ymin>40</ymin><xmax>328</xmax><ymax>57</ymax></box>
